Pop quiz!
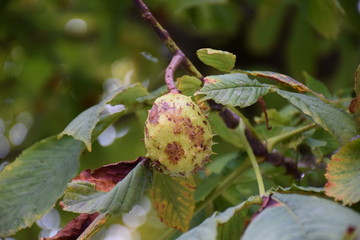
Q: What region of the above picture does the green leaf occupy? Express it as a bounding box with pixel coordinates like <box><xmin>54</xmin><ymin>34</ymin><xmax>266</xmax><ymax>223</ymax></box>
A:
<box><xmin>176</xmin><ymin>196</ymin><xmax>262</xmax><ymax>240</ymax></box>
<box><xmin>304</xmin><ymin>0</ymin><xmax>345</xmax><ymax>39</ymax></box>
<box><xmin>237</xmin><ymin>69</ymin><xmax>311</xmax><ymax>93</ymax></box>
<box><xmin>177</xmin><ymin>75</ymin><xmax>202</xmax><ymax>96</ymax></box>
<box><xmin>62</xmin><ymin>161</ymin><xmax>152</xmax><ymax>215</ymax></box>
<box><xmin>208</xmin><ymin>112</ymin><xmax>244</xmax><ymax>148</ymax></box>
<box><xmin>325</xmin><ymin>138</ymin><xmax>360</xmax><ymax>205</ymax></box>
<box><xmin>306</xmin><ymin>128</ymin><xmax>339</xmax><ymax>158</ymax></box>
<box><xmin>242</xmin><ymin>193</ymin><xmax>360</xmax><ymax>240</ymax></box>
<box><xmin>303</xmin><ymin>71</ymin><xmax>332</xmax><ymax>99</ymax></box>
<box><xmin>197</xmin><ymin>48</ymin><xmax>236</xmax><ymax>72</ymax></box>
<box><xmin>136</xmin><ymin>85</ymin><xmax>168</xmax><ymax>103</ymax></box>
<box><xmin>150</xmin><ymin>172</ymin><xmax>196</xmax><ymax>232</ymax></box>
<box><xmin>196</xmin><ymin>73</ymin><xmax>272</xmax><ymax>108</ymax></box>
<box><xmin>276</xmin><ymin>89</ymin><xmax>356</xmax><ymax>145</ymax></box>
<box><xmin>0</xmin><ymin>136</ymin><xmax>83</xmax><ymax>237</ymax></box>
<box><xmin>206</xmin><ymin>152</ymin><xmax>238</xmax><ymax>174</ymax></box>
<box><xmin>59</xmin><ymin>84</ymin><xmax>148</xmax><ymax>151</ymax></box>
<box><xmin>195</xmin><ymin>173</ymin><xmax>222</xmax><ymax>202</ymax></box>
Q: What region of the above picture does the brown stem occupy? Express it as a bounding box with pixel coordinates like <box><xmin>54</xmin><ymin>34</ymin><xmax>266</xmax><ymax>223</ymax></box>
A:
<box><xmin>132</xmin><ymin>0</ymin><xmax>203</xmax><ymax>79</ymax></box>
<box><xmin>165</xmin><ymin>51</ymin><xmax>184</xmax><ymax>93</ymax></box>
<box><xmin>258</xmin><ymin>97</ymin><xmax>272</xmax><ymax>130</ymax></box>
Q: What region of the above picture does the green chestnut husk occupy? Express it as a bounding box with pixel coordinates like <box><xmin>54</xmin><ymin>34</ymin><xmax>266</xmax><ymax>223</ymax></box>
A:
<box><xmin>144</xmin><ymin>93</ymin><xmax>213</xmax><ymax>177</ymax></box>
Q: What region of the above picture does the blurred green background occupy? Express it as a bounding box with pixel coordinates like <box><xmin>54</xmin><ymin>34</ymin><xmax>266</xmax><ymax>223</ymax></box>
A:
<box><xmin>0</xmin><ymin>0</ymin><xmax>359</xmax><ymax>239</ymax></box>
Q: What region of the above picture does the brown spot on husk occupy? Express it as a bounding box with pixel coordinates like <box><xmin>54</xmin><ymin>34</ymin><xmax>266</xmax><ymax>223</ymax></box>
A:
<box><xmin>165</xmin><ymin>141</ymin><xmax>185</xmax><ymax>164</ymax></box>
<box><xmin>149</xmin><ymin>104</ymin><xmax>159</xmax><ymax>124</ymax></box>
<box><xmin>171</xmin><ymin>115</ymin><xmax>207</xmax><ymax>148</ymax></box>
<box><xmin>187</xmin><ymin>125</ymin><xmax>205</xmax><ymax>147</ymax></box>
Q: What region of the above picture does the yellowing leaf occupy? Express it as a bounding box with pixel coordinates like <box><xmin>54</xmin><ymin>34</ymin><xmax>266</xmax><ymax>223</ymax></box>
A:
<box><xmin>177</xmin><ymin>75</ymin><xmax>202</xmax><ymax>96</ymax></box>
<box><xmin>150</xmin><ymin>172</ymin><xmax>196</xmax><ymax>232</ymax></box>
<box><xmin>197</xmin><ymin>48</ymin><xmax>236</xmax><ymax>72</ymax></box>
<box><xmin>325</xmin><ymin>138</ymin><xmax>360</xmax><ymax>205</ymax></box>
<box><xmin>237</xmin><ymin>69</ymin><xmax>310</xmax><ymax>93</ymax></box>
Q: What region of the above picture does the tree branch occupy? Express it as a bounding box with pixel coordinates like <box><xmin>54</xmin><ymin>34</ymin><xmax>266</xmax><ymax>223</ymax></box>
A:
<box><xmin>132</xmin><ymin>0</ymin><xmax>203</xmax><ymax>80</ymax></box>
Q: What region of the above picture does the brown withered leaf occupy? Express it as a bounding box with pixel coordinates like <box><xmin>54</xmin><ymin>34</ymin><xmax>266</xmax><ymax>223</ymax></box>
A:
<box><xmin>73</xmin><ymin>157</ymin><xmax>145</xmax><ymax>192</ymax></box>
<box><xmin>41</xmin><ymin>213</ymin><xmax>99</xmax><ymax>240</ymax></box>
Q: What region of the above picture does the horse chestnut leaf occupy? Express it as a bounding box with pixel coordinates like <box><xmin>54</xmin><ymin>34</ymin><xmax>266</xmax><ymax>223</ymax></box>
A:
<box><xmin>144</xmin><ymin>93</ymin><xmax>213</xmax><ymax>177</ymax></box>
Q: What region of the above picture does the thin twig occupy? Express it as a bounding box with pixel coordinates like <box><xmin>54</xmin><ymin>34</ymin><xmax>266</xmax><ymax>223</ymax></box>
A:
<box><xmin>132</xmin><ymin>0</ymin><xmax>203</xmax><ymax>79</ymax></box>
<box><xmin>165</xmin><ymin>51</ymin><xmax>184</xmax><ymax>93</ymax></box>
<box><xmin>267</xmin><ymin>123</ymin><xmax>317</xmax><ymax>152</ymax></box>
<box><xmin>258</xmin><ymin>97</ymin><xmax>272</xmax><ymax>130</ymax></box>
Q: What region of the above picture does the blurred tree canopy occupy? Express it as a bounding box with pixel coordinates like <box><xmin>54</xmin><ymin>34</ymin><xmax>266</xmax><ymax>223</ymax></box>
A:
<box><xmin>0</xmin><ymin>0</ymin><xmax>359</xmax><ymax>239</ymax></box>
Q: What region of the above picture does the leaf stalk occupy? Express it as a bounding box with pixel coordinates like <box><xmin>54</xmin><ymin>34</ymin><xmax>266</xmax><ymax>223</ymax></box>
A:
<box><xmin>267</xmin><ymin>123</ymin><xmax>316</xmax><ymax>151</ymax></box>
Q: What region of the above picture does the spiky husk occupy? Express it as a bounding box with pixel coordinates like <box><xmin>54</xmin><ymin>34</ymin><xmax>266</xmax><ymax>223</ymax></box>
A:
<box><xmin>144</xmin><ymin>93</ymin><xmax>213</xmax><ymax>177</ymax></box>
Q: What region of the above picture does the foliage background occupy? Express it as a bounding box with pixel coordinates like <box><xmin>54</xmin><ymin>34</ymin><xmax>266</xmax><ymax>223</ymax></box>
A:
<box><xmin>0</xmin><ymin>0</ymin><xmax>359</xmax><ymax>239</ymax></box>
